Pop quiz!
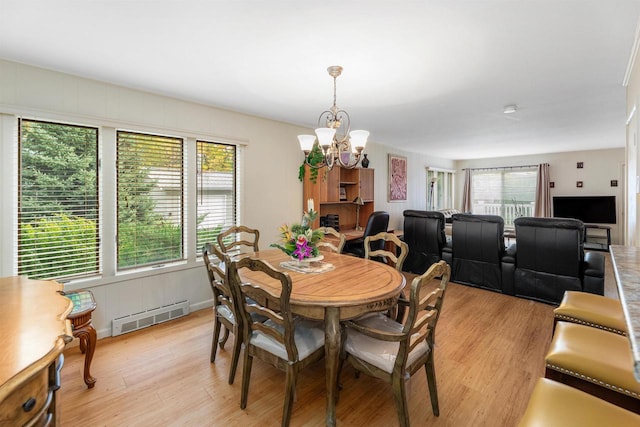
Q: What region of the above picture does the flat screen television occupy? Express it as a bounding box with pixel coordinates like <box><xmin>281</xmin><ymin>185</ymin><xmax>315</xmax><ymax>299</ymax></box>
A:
<box><xmin>552</xmin><ymin>196</ymin><xmax>616</xmax><ymax>224</ymax></box>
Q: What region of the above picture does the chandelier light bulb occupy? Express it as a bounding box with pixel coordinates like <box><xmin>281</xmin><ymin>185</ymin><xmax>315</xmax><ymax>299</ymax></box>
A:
<box><xmin>298</xmin><ymin>135</ymin><xmax>316</xmax><ymax>153</ymax></box>
<box><xmin>349</xmin><ymin>130</ymin><xmax>369</xmax><ymax>150</ymax></box>
<box><xmin>315</xmin><ymin>128</ymin><xmax>336</xmax><ymax>150</ymax></box>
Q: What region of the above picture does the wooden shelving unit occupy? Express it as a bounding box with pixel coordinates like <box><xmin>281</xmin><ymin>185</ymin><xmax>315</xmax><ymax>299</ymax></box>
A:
<box><xmin>303</xmin><ymin>165</ymin><xmax>374</xmax><ymax>230</ymax></box>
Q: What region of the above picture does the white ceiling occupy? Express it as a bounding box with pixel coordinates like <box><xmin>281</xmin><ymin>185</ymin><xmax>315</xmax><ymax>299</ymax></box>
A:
<box><xmin>1</xmin><ymin>1</ymin><xmax>639</xmax><ymax>160</ymax></box>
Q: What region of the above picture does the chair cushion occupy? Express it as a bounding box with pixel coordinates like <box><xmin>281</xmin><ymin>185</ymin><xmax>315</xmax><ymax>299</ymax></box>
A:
<box><xmin>216</xmin><ymin>305</ymin><xmax>235</xmax><ymax>323</ymax></box>
<box><xmin>345</xmin><ymin>313</ymin><xmax>429</xmax><ymax>374</ymax></box>
<box><xmin>545</xmin><ymin>322</ymin><xmax>640</xmax><ymax>398</ymax></box>
<box><xmin>518</xmin><ymin>378</ymin><xmax>640</xmax><ymax>427</ymax></box>
<box><xmin>250</xmin><ymin>318</ymin><xmax>324</xmax><ymax>361</ymax></box>
<box><xmin>554</xmin><ymin>291</ymin><xmax>627</xmax><ymax>335</ymax></box>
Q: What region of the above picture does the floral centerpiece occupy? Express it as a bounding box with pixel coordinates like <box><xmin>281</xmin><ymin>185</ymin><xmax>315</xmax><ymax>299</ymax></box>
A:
<box><xmin>271</xmin><ymin>207</ymin><xmax>324</xmax><ymax>261</ymax></box>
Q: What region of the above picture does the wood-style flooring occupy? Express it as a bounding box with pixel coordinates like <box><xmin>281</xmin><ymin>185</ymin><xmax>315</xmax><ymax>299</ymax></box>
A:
<box><xmin>58</xmin><ymin>253</ymin><xmax>617</xmax><ymax>427</ymax></box>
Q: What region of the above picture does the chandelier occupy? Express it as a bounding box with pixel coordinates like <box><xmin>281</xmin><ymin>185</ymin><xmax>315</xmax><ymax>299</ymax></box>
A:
<box><xmin>298</xmin><ymin>66</ymin><xmax>369</xmax><ymax>170</ymax></box>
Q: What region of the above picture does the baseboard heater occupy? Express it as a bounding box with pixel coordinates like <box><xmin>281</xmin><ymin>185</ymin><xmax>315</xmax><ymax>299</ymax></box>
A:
<box><xmin>111</xmin><ymin>300</ymin><xmax>190</xmax><ymax>336</ymax></box>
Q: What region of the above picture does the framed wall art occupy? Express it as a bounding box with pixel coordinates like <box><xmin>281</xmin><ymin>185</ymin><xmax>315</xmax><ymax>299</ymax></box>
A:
<box><xmin>388</xmin><ymin>154</ymin><xmax>407</xmax><ymax>202</ymax></box>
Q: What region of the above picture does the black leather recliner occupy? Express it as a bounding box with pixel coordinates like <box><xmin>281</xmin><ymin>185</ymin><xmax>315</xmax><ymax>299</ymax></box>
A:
<box><xmin>502</xmin><ymin>217</ymin><xmax>605</xmax><ymax>304</ymax></box>
<box><xmin>402</xmin><ymin>210</ymin><xmax>446</xmax><ymax>274</ymax></box>
<box><xmin>442</xmin><ymin>214</ymin><xmax>505</xmax><ymax>292</ymax></box>
<box><xmin>343</xmin><ymin>211</ymin><xmax>390</xmax><ymax>258</ymax></box>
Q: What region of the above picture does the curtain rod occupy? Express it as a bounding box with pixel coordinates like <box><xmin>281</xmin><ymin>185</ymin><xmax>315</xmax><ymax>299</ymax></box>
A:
<box><xmin>462</xmin><ymin>164</ymin><xmax>541</xmax><ymax>171</ymax></box>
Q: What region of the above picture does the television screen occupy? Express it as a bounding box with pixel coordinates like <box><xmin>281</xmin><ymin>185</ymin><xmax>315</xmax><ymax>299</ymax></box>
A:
<box><xmin>552</xmin><ymin>196</ymin><xmax>616</xmax><ymax>224</ymax></box>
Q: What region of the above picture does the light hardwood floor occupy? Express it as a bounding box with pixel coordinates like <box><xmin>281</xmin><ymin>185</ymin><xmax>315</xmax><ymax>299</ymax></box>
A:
<box><xmin>58</xmin><ymin>253</ymin><xmax>616</xmax><ymax>427</ymax></box>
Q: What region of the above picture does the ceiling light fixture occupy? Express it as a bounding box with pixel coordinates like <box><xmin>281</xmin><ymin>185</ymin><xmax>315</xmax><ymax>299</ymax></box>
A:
<box><xmin>503</xmin><ymin>104</ymin><xmax>518</xmax><ymax>114</ymax></box>
<box><xmin>298</xmin><ymin>66</ymin><xmax>369</xmax><ymax>170</ymax></box>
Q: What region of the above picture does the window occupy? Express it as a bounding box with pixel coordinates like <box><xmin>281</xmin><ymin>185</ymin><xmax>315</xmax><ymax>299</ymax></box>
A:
<box><xmin>195</xmin><ymin>140</ymin><xmax>237</xmax><ymax>255</ymax></box>
<box><xmin>471</xmin><ymin>167</ymin><xmax>536</xmax><ymax>225</ymax></box>
<box><xmin>117</xmin><ymin>131</ymin><xmax>184</xmax><ymax>269</ymax></box>
<box><xmin>18</xmin><ymin>119</ymin><xmax>99</xmax><ymax>280</ymax></box>
<box><xmin>426</xmin><ymin>168</ymin><xmax>454</xmax><ymax>210</ymax></box>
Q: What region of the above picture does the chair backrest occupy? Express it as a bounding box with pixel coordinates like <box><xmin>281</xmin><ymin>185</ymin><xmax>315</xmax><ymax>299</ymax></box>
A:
<box><xmin>451</xmin><ymin>213</ymin><xmax>505</xmax><ymax>263</ymax></box>
<box><xmin>227</xmin><ymin>256</ymin><xmax>299</xmax><ymax>362</ymax></box>
<box><xmin>364</xmin><ymin>231</ymin><xmax>408</xmax><ymax>272</ymax></box>
<box><xmin>203</xmin><ymin>246</ymin><xmax>234</xmax><ymax>319</ymax></box>
<box><xmin>217</xmin><ymin>225</ymin><xmax>260</xmax><ymax>254</ymax></box>
<box><xmin>402</xmin><ymin>210</ymin><xmax>446</xmax><ymax>274</ymax></box>
<box><xmin>362</xmin><ymin>211</ymin><xmax>390</xmax><ymax>252</ymax></box>
<box><xmin>449</xmin><ymin>213</ymin><xmax>504</xmax><ymax>291</ymax></box>
<box><xmin>316</xmin><ymin>227</ymin><xmax>346</xmax><ymax>254</ymax></box>
<box><xmin>513</xmin><ymin>217</ymin><xmax>585</xmax><ymax>277</ymax></box>
<box><xmin>397</xmin><ymin>260</ymin><xmax>450</xmax><ymax>371</ymax></box>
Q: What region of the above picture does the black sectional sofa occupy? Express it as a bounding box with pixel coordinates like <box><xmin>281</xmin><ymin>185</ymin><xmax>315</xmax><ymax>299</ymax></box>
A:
<box><xmin>404</xmin><ymin>211</ymin><xmax>605</xmax><ymax>305</ymax></box>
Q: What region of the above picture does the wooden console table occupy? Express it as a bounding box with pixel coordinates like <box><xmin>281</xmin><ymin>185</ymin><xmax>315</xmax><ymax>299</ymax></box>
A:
<box><xmin>0</xmin><ymin>276</ymin><xmax>73</xmax><ymax>426</ymax></box>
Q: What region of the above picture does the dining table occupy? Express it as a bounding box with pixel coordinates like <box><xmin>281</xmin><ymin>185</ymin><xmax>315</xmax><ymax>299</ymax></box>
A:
<box><xmin>235</xmin><ymin>248</ymin><xmax>406</xmax><ymax>427</ymax></box>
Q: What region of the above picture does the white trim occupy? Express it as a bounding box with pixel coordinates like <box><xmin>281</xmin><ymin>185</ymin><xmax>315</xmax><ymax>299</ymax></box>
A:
<box><xmin>426</xmin><ymin>166</ymin><xmax>456</xmax><ymax>174</ymax></box>
<box><xmin>623</xmin><ymin>15</ymin><xmax>640</xmax><ymax>87</ymax></box>
<box><xmin>627</xmin><ymin>104</ymin><xmax>637</xmax><ymax>126</ymax></box>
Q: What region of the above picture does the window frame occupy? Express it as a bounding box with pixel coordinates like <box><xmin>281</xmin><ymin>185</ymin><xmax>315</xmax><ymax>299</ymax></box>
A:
<box><xmin>426</xmin><ymin>167</ymin><xmax>455</xmax><ymax>211</ymax></box>
<box><xmin>17</xmin><ymin>118</ymin><xmax>100</xmax><ymax>281</ymax></box>
<box><xmin>6</xmin><ymin>115</ymin><xmax>241</xmax><ymax>284</ymax></box>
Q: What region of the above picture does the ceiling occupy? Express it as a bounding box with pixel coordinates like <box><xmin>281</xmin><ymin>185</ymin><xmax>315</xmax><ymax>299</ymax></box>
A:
<box><xmin>1</xmin><ymin>1</ymin><xmax>639</xmax><ymax>160</ymax></box>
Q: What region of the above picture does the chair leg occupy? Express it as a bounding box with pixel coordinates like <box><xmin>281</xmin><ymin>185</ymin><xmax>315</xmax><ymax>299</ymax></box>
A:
<box><xmin>211</xmin><ymin>317</ymin><xmax>222</xmax><ymax>363</ymax></box>
<box><xmin>425</xmin><ymin>351</ymin><xmax>440</xmax><ymax>416</ymax></box>
<box><xmin>282</xmin><ymin>365</ymin><xmax>298</xmax><ymax>427</ymax></box>
<box><xmin>228</xmin><ymin>330</ymin><xmax>242</xmax><ymax>385</ymax></box>
<box><xmin>219</xmin><ymin>325</ymin><xmax>230</xmax><ymax>349</ymax></box>
<box><xmin>391</xmin><ymin>374</ymin><xmax>410</xmax><ymax>427</ymax></box>
<box><xmin>240</xmin><ymin>351</ymin><xmax>253</xmax><ymax>409</ymax></box>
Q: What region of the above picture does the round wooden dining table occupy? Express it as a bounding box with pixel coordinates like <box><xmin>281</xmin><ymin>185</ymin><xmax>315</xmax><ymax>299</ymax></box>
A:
<box><xmin>238</xmin><ymin>249</ymin><xmax>406</xmax><ymax>427</ymax></box>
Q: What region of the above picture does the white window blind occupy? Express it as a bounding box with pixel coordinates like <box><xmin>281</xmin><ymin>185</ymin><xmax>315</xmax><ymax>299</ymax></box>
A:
<box><xmin>195</xmin><ymin>140</ymin><xmax>237</xmax><ymax>255</ymax></box>
<box><xmin>471</xmin><ymin>168</ymin><xmax>536</xmax><ymax>225</ymax></box>
<box><xmin>117</xmin><ymin>131</ymin><xmax>184</xmax><ymax>269</ymax></box>
<box><xmin>18</xmin><ymin>119</ymin><xmax>100</xmax><ymax>280</ymax></box>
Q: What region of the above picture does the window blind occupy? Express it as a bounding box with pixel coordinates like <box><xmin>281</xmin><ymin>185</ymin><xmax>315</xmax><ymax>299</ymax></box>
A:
<box><xmin>18</xmin><ymin>119</ymin><xmax>100</xmax><ymax>280</ymax></box>
<box><xmin>471</xmin><ymin>168</ymin><xmax>537</xmax><ymax>224</ymax></box>
<box><xmin>117</xmin><ymin>131</ymin><xmax>184</xmax><ymax>269</ymax></box>
<box><xmin>195</xmin><ymin>140</ymin><xmax>237</xmax><ymax>256</ymax></box>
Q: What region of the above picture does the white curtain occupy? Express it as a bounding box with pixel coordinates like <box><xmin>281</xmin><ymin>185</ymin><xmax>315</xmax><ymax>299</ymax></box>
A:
<box><xmin>534</xmin><ymin>163</ymin><xmax>551</xmax><ymax>217</ymax></box>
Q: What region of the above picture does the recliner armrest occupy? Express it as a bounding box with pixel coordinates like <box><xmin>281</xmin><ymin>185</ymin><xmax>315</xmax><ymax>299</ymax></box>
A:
<box><xmin>583</xmin><ymin>251</ymin><xmax>605</xmax><ymax>295</ymax></box>
<box><xmin>501</xmin><ymin>243</ymin><xmax>517</xmax><ymax>296</ymax></box>
<box><xmin>584</xmin><ymin>251</ymin><xmax>605</xmax><ymax>278</ymax></box>
<box><xmin>502</xmin><ymin>243</ymin><xmax>517</xmax><ymax>264</ymax></box>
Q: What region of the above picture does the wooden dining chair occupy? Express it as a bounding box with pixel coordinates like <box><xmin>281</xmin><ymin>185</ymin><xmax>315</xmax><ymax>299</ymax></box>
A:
<box><xmin>227</xmin><ymin>256</ymin><xmax>325</xmax><ymax>427</ymax></box>
<box><xmin>202</xmin><ymin>244</ymin><xmax>242</xmax><ymax>384</ymax></box>
<box><xmin>217</xmin><ymin>225</ymin><xmax>260</xmax><ymax>254</ymax></box>
<box><xmin>340</xmin><ymin>260</ymin><xmax>451</xmax><ymax>427</ymax></box>
<box><xmin>364</xmin><ymin>231</ymin><xmax>409</xmax><ymax>321</ymax></box>
<box><xmin>315</xmin><ymin>226</ymin><xmax>346</xmax><ymax>254</ymax></box>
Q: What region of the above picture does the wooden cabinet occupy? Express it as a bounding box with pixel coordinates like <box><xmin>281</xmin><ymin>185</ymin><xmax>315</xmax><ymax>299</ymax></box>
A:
<box><xmin>303</xmin><ymin>165</ymin><xmax>375</xmax><ymax>230</ymax></box>
<box><xmin>0</xmin><ymin>277</ymin><xmax>73</xmax><ymax>427</ymax></box>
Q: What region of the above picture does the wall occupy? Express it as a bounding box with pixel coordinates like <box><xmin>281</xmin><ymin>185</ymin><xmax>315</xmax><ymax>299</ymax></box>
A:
<box><xmin>456</xmin><ymin>148</ymin><xmax>625</xmax><ymax>244</ymax></box>
<box><xmin>625</xmin><ymin>19</ymin><xmax>640</xmax><ymax>245</ymax></box>
<box><xmin>352</xmin><ymin>143</ymin><xmax>455</xmax><ymax>231</ymax></box>
<box><xmin>0</xmin><ymin>59</ymin><xmax>450</xmax><ymax>338</ymax></box>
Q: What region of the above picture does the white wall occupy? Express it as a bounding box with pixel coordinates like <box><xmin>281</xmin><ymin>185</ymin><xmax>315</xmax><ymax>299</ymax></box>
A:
<box><xmin>456</xmin><ymin>148</ymin><xmax>625</xmax><ymax>244</ymax></box>
<box><xmin>0</xmin><ymin>59</ymin><xmax>451</xmax><ymax>337</ymax></box>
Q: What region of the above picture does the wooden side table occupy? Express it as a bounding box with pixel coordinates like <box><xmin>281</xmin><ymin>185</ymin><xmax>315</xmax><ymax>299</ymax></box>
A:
<box><xmin>65</xmin><ymin>290</ymin><xmax>97</xmax><ymax>388</ymax></box>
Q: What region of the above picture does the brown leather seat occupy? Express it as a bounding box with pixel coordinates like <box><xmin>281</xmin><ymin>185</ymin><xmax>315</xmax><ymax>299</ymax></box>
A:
<box><xmin>518</xmin><ymin>378</ymin><xmax>640</xmax><ymax>426</ymax></box>
<box><xmin>554</xmin><ymin>291</ymin><xmax>627</xmax><ymax>335</ymax></box>
<box><xmin>545</xmin><ymin>322</ymin><xmax>640</xmax><ymax>413</ymax></box>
